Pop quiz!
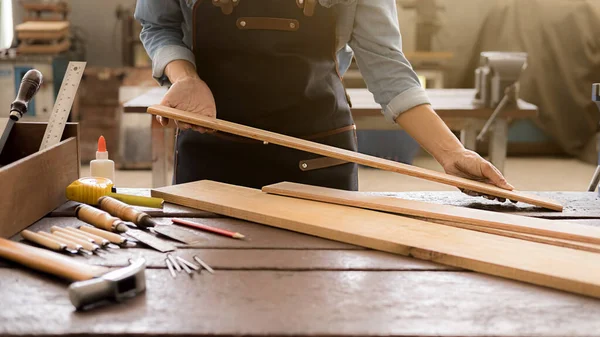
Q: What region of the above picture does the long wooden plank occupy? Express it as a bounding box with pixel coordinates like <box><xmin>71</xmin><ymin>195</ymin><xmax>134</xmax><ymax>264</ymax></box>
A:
<box><xmin>262</xmin><ymin>182</ymin><xmax>600</xmax><ymax>245</ymax></box>
<box><xmin>152</xmin><ymin>180</ymin><xmax>600</xmax><ymax>299</ymax></box>
<box><xmin>147</xmin><ymin>105</ymin><xmax>563</xmax><ymax>211</ymax></box>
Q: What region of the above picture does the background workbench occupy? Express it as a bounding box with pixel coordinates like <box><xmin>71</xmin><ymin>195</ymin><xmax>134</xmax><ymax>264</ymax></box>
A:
<box><xmin>2</xmin><ymin>189</ymin><xmax>600</xmax><ymax>336</ymax></box>
<box><xmin>123</xmin><ymin>88</ymin><xmax>537</xmax><ymax>187</ymax></box>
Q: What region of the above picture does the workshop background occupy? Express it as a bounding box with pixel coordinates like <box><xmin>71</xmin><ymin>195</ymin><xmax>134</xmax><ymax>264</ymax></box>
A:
<box><xmin>1</xmin><ymin>0</ymin><xmax>598</xmax><ymax>191</ymax></box>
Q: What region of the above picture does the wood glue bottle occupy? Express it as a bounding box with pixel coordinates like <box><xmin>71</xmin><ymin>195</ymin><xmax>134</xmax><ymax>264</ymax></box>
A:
<box><xmin>90</xmin><ymin>135</ymin><xmax>115</xmax><ymax>183</ymax></box>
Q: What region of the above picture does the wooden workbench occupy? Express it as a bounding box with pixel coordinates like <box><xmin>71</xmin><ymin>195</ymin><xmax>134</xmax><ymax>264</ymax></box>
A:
<box><xmin>123</xmin><ymin>88</ymin><xmax>537</xmax><ymax>187</ymax></box>
<box><xmin>2</xmin><ymin>189</ymin><xmax>600</xmax><ymax>336</ymax></box>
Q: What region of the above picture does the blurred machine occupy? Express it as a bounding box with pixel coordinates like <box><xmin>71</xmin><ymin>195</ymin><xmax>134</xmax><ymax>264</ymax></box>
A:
<box><xmin>473</xmin><ymin>52</ymin><xmax>528</xmax><ymax>141</ymax></box>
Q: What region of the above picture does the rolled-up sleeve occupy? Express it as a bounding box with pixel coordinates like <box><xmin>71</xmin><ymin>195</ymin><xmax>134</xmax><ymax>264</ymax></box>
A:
<box><xmin>348</xmin><ymin>0</ymin><xmax>431</xmax><ymax>123</ymax></box>
<box><xmin>134</xmin><ymin>0</ymin><xmax>196</xmax><ymax>83</ymax></box>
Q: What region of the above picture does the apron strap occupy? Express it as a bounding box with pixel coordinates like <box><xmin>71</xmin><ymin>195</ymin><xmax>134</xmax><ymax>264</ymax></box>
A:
<box><xmin>296</xmin><ymin>0</ymin><xmax>317</xmax><ymax>17</ymax></box>
<box><xmin>212</xmin><ymin>0</ymin><xmax>240</xmax><ymax>15</ymax></box>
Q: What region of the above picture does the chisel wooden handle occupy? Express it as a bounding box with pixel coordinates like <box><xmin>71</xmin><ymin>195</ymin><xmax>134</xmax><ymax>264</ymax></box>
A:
<box><xmin>98</xmin><ymin>196</ymin><xmax>156</xmax><ymax>229</ymax></box>
<box><xmin>79</xmin><ymin>226</ymin><xmax>126</xmax><ymax>245</ymax></box>
<box><xmin>54</xmin><ymin>227</ymin><xmax>94</xmax><ymax>243</ymax></box>
<box><xmin>75</xmin><ymin>204</ymin><xmax>128</xmax><ymax>233</ymax></box>
<box><xmin>21</xmin><ymin>230</ymin><xmax>65</xmax><ymax>252</ymax></box>
<box><xmin>51</xmin><ymin>230</ymin><xmax>99</xmax><ymax>252</ymax></box>
<box><xmin>38</xmin><ymin>232</ymin><xmax>83</xmax><ymax>252</ymax></box>
<box><xmin>65</xmin><ymin>227</ymin><xmax>109</xmax><ymax>246</ymax></box>
<box><xmin>0</xmin><ymin>237</ymin><xmax>106</xmax><ymax>282</ymax></box>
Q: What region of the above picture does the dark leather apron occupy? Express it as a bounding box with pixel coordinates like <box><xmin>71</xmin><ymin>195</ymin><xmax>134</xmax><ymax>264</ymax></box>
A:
<box><xmin>175</xmin><ymin>0</ymin><xmax>358</xmax><ymax>190</ymax></box>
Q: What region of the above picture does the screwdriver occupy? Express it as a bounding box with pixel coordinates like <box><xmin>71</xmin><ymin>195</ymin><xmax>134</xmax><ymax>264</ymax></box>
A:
<box><xmin>0</xmin><ymin>69</ymin><xmax>43</xmax><ymax>156</ymax></box>
<box><xmin>98</xmin><ymin>196</ymin><xmax>158</xmax><ymax>229</ymax></box>
<box><xmin>21</xmin><ymin>230</ymin><xmax>78</xmax><ymax>254</ymax></box>
<box><xmin>75</xmin><ymin>204</ymin><xmax>129</xmax><ymax>233</ymax></box>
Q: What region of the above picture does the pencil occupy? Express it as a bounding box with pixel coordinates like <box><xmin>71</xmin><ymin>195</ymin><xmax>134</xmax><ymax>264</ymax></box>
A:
<box><xmin>172</xmin><ymin>218</ymin><xmax>245</xmax><ymax>239</ymax></box>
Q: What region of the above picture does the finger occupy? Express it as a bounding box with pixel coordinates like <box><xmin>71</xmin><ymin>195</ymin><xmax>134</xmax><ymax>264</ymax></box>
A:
<box><xmin>175</xmin><ymin>121</ymin><xmax>193</xmax><ymax>130</ymax></box>
<box><xmin>481</xmin><ymin>163</ymin><xmax>514</xmax><ymax>190</ymax></box>
<box><xmin>460</xmin><ymin>189</ymin><xmax>480</xmax><ymax>197</ymax></box>
<box><xmin>510</xmin><ymin>199</ymin><xmax>518</xmax><ymax>204</ymax></box>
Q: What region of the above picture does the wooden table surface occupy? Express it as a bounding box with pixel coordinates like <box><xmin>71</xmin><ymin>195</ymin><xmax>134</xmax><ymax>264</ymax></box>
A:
<box><xmin>124</xmin><ymin>87</ymin><xmax>538</xmax><ymax>119</ymax></box>
<box><xmin>3</xmin><ymin>189</ymin><xmax>600</xmax><ymax>336</ymax></box>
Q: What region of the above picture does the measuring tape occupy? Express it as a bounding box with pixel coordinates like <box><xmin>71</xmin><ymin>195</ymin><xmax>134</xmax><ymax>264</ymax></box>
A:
<box><xmin>39</xmin><ymin>61</ymin><xmax>86</xmax><ymax>151</ymax></box>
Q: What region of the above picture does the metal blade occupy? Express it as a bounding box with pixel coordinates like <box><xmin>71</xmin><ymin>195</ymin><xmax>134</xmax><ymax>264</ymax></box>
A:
<box><xmin>0</xmin><ymin>118</ymin><xmax>15</xmax><ymax>157</ymax></box>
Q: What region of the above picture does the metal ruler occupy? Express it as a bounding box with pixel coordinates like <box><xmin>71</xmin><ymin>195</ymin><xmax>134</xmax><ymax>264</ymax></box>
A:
<box><xmin>39</xmin><ymin>61</ymin><xmax>86</xmax><ymax>151</ymax></box>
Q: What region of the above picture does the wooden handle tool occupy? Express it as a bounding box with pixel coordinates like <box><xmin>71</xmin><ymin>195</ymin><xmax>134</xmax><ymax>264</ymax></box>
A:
<box><xmin>21</xmin><ymin>230</ymin><xmax>66</xmax><ymax>253</ymax></box>
<box><xmin>65</xmin><ymin>227</ymin><xmax>110</xmax><ymax>247</ymax></box>
<box><xmin>79</xmin><ymin>226</ymin><xmax>127</xmax><ymax>245</ymax></box>
<box><xmin>0</xmin><ymin>237</ymin><xmax>106</xmax><ymax>282</ymax></box>
<box><xmin>98</xmin><ymin>196</ymin><xmax>158</xmax><ymax>229</ymax></box>
<box><xmin>51</xmin><ymin>229</ymin><xmax>101</xmax><ymax>252</ymax></box>
<box><xmin>37</xmin><ymin>231</ymin><xmax>86</xmax><ymax>254</ymax></box>
<box><xmin>75</xmin><ymin>204</ymin><xmax>129</xmax><ymax>233</ymax></box>
<box><xmin>52</xmin><ymin>226</ymin><xmax>95</xmax><ymax>243</ymax></box>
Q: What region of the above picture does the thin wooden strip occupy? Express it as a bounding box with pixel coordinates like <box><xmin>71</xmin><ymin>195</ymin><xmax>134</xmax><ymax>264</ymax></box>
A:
<box><xmin>153</xmin><ymin>180</ymin><xmax>600</xmax><ymax>299</ymax></box>
<box><xmin>147</xmin><ymin>105</ymin><xmax>563</xmax><ymax>211</ymax></box>
<box><xmin>426</xmin><ymin>219</ymin><xmax>600</xmax><ymax>254</ymax></box>
<box><xmin>262</xmin><ymin>182</ymin><xmax>600</xmax><ymax>245</ymax></box>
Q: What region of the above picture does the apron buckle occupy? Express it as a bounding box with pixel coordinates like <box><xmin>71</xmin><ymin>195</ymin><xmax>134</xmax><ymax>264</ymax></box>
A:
<box><xmin>212</xmin><ymin>0</ymin><xmax>239</xmax><ymax>15</ymax></box>
<box><xmin>296</xmin><ymin>0</ymin><xmax>317</xmax><ymax>17</ymax></box>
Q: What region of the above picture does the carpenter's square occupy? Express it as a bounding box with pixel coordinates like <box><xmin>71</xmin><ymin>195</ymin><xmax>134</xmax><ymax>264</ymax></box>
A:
<box><xmin>0</xmin><ymin>69</ymin><xmax>43</xmax><ymax>156</ymax></box>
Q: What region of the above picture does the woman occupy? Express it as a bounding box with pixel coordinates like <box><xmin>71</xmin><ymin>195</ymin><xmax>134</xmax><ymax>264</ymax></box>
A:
<box><xmin>135</xmin><ymin>0</ymin><xmax>513</xmax><ymax>195</ymax></box>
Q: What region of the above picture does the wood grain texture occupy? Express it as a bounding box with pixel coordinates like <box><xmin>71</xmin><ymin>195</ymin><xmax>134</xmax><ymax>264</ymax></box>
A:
<box><xmin>2</xmin><ymin>269</ymin><xmax>600</xmax><ymax>336</ymax></box>
<box><xmin>0</xmin><ymin>124</ymin><xmax>79</xmax><ymax>239</ymax></box>
<box><xmin>148</xmin><ymin>105</ymin><xmax>563</xmax><ymax>211</ymax></box>
<box><xmin>263</xmin><ymin>182</ymin><xmax>600</xmax><ymax>245</ymax></box>
<box><xmin>153</xmin><ymin>181</ymin><xmax>600</xmax><ymax>299</ymax></box>
<box><xmin>17</xmin><ymin>39</ymin><xmax>70</xmax><ymax>54</ymax></box>
<box><xmin>38</xmin><ymin>248</ymin><xmax>455</xmax><ymax>271</ymax></box>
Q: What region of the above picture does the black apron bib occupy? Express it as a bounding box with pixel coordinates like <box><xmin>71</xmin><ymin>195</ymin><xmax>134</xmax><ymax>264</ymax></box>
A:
<box><xmin>175</xmin><ymin>0</ymin><xmax>358</xmax><ymax>190</ymax></box>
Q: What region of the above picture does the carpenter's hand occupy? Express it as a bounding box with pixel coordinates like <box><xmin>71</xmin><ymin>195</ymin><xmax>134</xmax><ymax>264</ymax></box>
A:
<box><xmin>440</xmin><ymin>149</ymin><xmax>516</xmax><ymax>202</ymax></box>
<box><xmin>158</xmin><ymin>76</ymin><xmax>217</xmax><ymax>133</ymax></box>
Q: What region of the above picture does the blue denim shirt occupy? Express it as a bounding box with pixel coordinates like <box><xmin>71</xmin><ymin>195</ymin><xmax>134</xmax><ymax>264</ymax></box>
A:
<box><xmin>134</xmin><ymin>0</ymin><xmax>430</xmax><ymax>123</ymax></box>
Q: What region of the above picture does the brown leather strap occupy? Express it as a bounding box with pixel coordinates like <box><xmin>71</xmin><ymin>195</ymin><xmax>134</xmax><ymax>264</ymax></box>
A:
<box><xmin>302</xmin><ymin>124</ymin><xmax>356</xmax><ymax>140</ymax></box>
<box><xmin>299</xmin><ymin>157</ymin><xmax>349</xmax><ymax>171</ymax></box>
<box><xmin>237</xmin><ymin>17</ymin><xmax>300</xmax><ymax>31</ymax></box>
<box><xmin>303</xmin><ymin>0</ymin><xmax>317</xmax><ymax>16</ymax></box>
<box><xmin>212</xmin><ymin>0</ymin><xmax>235</xmax><ymax>15</ymax></box>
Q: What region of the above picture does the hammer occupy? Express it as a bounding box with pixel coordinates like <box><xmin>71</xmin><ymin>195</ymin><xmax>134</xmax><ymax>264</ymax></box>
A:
<box><xmin>0</xmin><ymin>237</ymin><xmax>146</xmax><ymax>310</ymax></box>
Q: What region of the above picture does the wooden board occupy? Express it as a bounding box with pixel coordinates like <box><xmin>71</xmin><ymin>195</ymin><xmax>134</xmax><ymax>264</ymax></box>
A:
<box><xmin>0</xmin><ymin>123</ymin><xmax>79</xmax><ymax>239</ymax></box>
<box><xmin>262</xmin><ymin>182</ymin><xmax>600</xmax><ymax>245</ymax></box>
<box><xmin>153</xmin><ymin>181</ymin><xmax>600</xmax><ymax>299</ymax></box>
<box><xmin>148</xmin><ymin>105</ymin><xmax>562</xmax><ymax>211</ymax></box>
<box><xmin>15</xmin><ymin>21</ymin><xmax>69</xmax><ymax>32</ymax></box>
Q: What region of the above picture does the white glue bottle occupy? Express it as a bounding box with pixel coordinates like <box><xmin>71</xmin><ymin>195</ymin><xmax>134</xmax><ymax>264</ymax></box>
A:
<box><xmin>90</xmin><ymin>135</ymin><xmax>115</xmax><ymax>183</ymax></box>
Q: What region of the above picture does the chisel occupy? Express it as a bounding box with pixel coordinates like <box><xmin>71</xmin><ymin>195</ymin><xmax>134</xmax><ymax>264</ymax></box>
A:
<box><xmin>51</xmin><ymin>230</ymin><xmax>103</xmax><ymax>254</ymax></box>
<box><xmin>64</xmin><ymin>227</ymin><xmax>119</xmax><ymax>249</ymax></box>
<box><xmin>98</xmin><ymin>196</ymin><xmax>159</xmax><ymax>229</ymax></box>
<box><xmin>0</xmin><ymin>69</ymin><xmax>43</xmax><ymax>156</ymax></box>
<box><xmin>75</xmin><ymin>204</ymin><xmax>129</xmax><ymax>233</ymax></box>
<box><xmin>21</xmin><ymin>230</ymin><xmax>78</xmax><ymax>254</ymax></box>
<box><xmin>78</xmin><ymin>226</ymin><xmax>128</xmax><ymax>245</ymax></box>
<box><xmin>37</xmin><ymin>231</ymin><xmax>92</xmax><ymax>255</ymax></box>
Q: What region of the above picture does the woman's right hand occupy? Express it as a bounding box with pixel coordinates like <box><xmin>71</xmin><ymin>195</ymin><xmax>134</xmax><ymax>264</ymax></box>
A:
<box><xmin>159</xmin><ymin>61</ymin><xmax>217</xmax><ymax>133</ymax></box>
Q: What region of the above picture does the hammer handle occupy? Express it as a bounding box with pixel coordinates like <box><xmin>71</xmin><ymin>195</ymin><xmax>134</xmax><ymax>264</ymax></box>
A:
<box><xmin>21</xmin><ymin>230</ymin><xmax>65</xmax><ymax>252</ymax></box>
<box><xmin>0</xmin><ymin>237</ymin><xmax>106</xmax><ymax>282</ymax></box>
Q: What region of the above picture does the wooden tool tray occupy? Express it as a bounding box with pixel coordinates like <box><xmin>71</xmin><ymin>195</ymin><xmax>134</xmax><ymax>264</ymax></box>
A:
<box><xmin>0</xmin><ymin>122</ymin><xmax>79</xmax><ymax>238</ymax></box>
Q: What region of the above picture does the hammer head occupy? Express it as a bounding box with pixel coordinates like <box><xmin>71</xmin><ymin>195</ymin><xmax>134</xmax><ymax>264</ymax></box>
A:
<box><xmin>68</xmin><ymin>258</ymin><xmax>146</xmax><ymax>310</ymax></box>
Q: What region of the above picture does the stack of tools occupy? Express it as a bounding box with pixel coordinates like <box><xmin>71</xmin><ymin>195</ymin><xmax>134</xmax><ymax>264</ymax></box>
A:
<box><xmin>15</xmin><ymin>21</ymin><xmax>71</xmax><ymax>55</ymax></box>
<box><xmin>165</xmin><ymin>254</ymin><xmax>214</xmax><ymax>279</ymax></box>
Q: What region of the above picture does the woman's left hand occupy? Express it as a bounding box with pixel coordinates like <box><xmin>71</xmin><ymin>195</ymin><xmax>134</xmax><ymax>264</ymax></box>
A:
<box><xmin>439</xmin><ymin>149</ymin><xmax>516</xmax><ymax>202</ymax></box>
